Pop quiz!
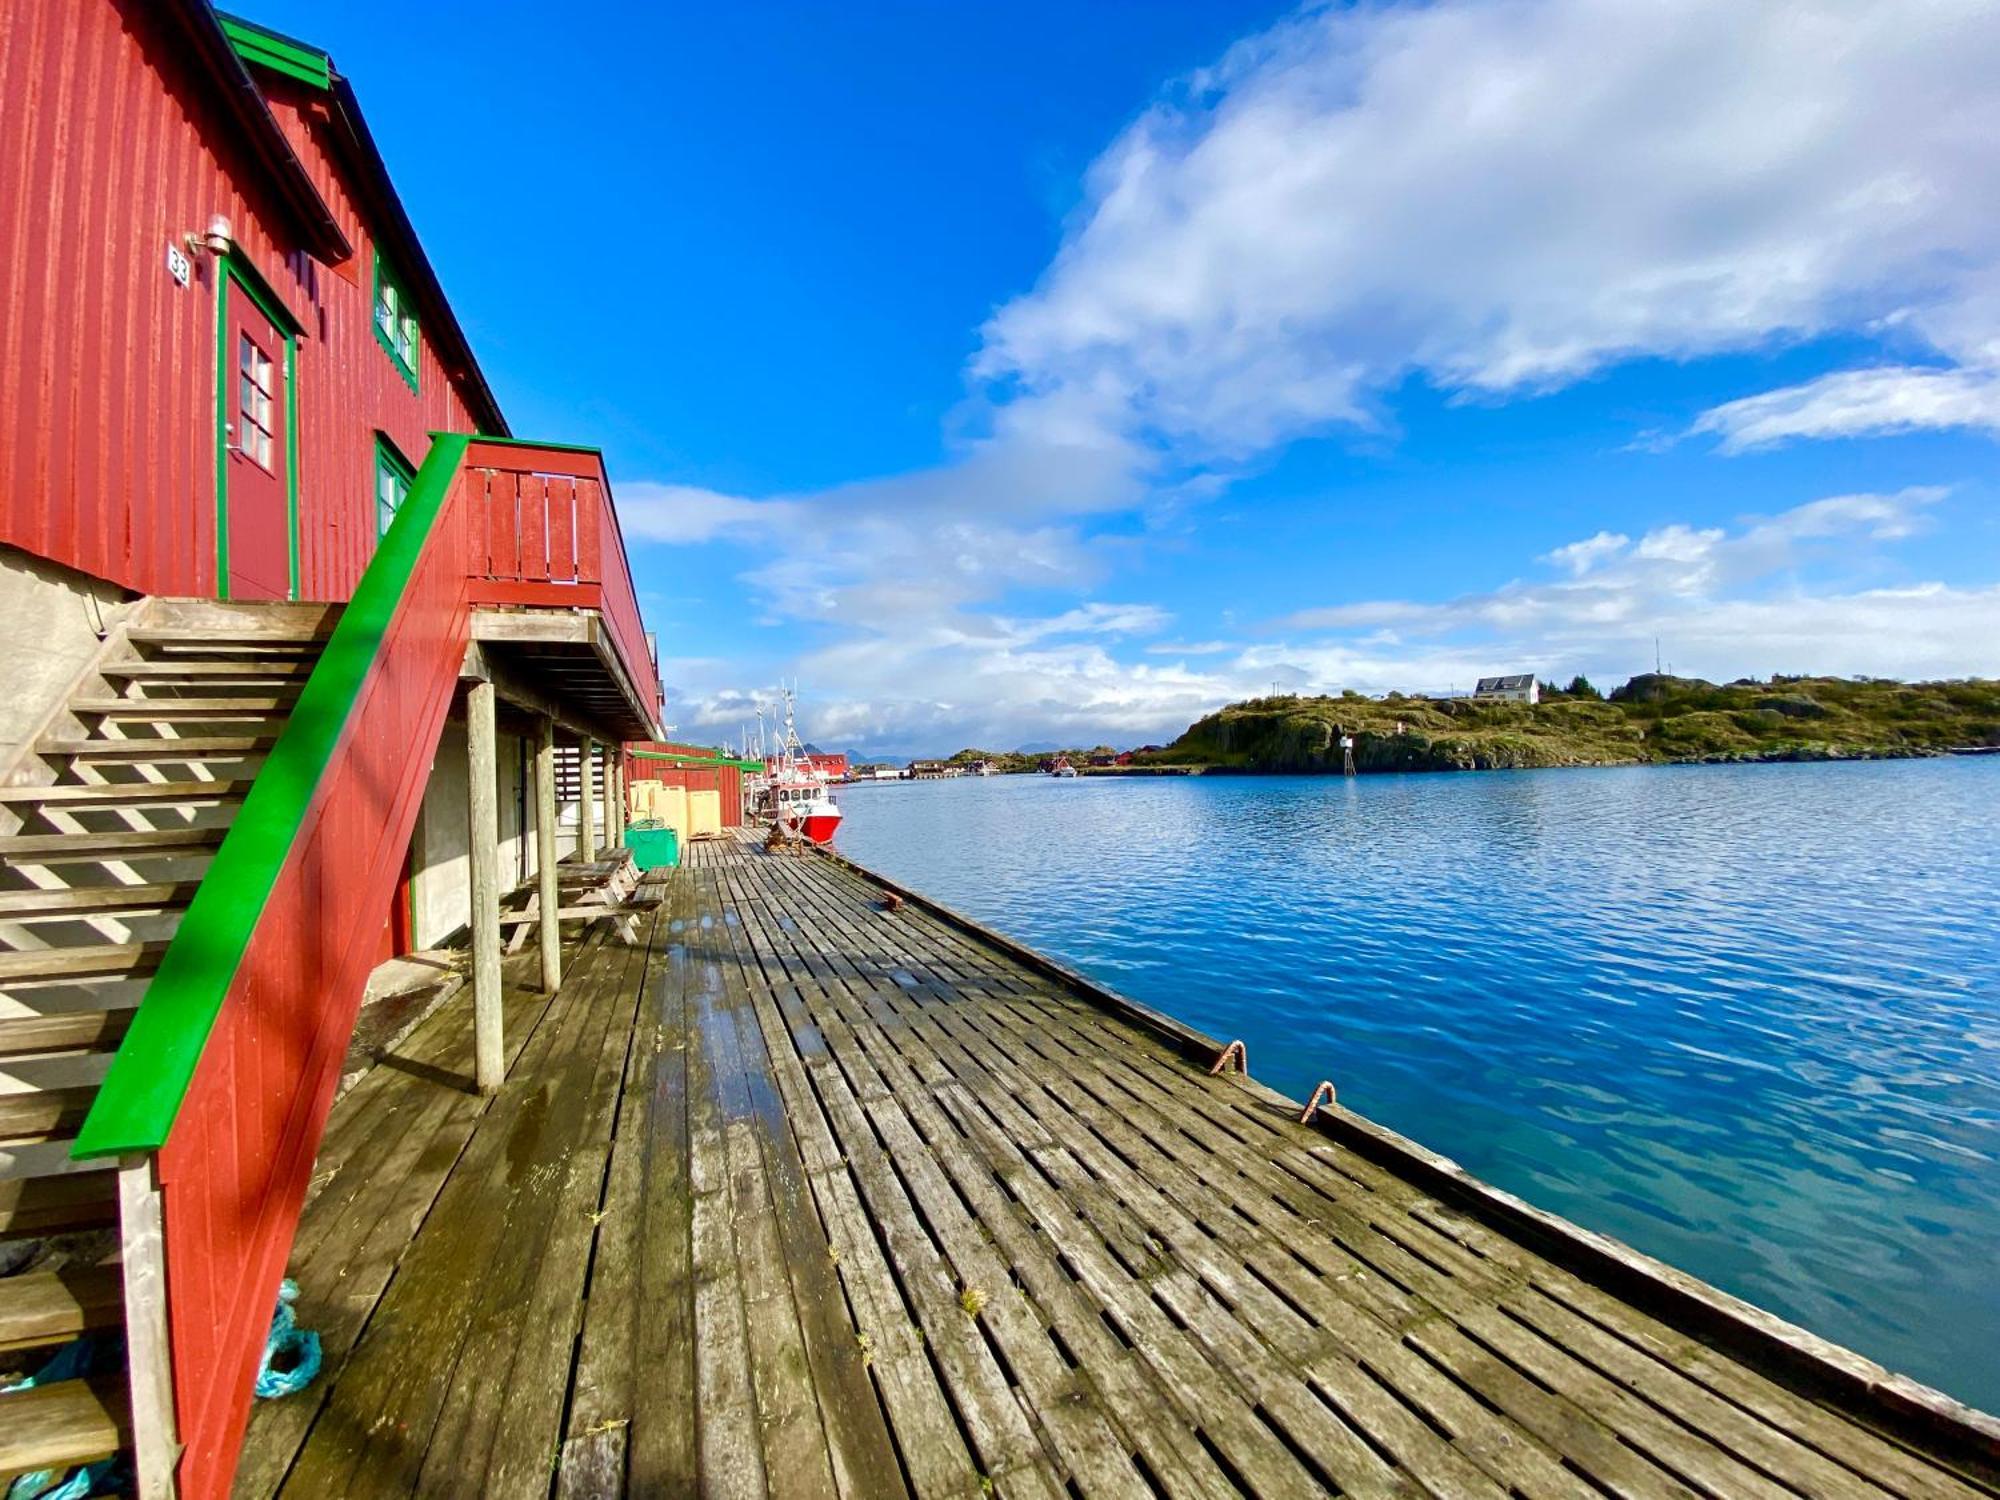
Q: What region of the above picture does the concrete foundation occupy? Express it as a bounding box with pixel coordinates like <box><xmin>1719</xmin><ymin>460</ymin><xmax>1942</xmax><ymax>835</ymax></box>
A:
<box><xmin>0</xmin><ymin>545</ymin><xmax>135</xmax><ymax>777</ymax></box>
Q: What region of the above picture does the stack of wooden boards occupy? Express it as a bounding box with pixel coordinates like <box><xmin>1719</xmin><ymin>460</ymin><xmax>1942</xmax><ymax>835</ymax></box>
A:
<box><xmin>626</xmin><ymin>782</ymin><xmax>724</xmax><ymax>844</ymax></box>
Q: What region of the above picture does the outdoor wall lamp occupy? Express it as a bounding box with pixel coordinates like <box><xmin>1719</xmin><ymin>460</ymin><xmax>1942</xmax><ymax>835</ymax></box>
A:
<box><xmin>185</xmin><ymin>215</ymin><xmax>233</xmax><ymax>258</ymax></box>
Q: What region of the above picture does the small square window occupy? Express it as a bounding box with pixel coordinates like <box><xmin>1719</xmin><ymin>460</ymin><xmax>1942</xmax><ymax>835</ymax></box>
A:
<box><xmin>372</xmin><ymin>251</ymin><xmax>419</xmax><ymax>391</ymax></box>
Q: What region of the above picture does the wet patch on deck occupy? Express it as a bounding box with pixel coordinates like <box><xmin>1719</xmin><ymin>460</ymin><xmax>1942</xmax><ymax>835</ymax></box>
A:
<box><xmin>237</xmin><ymin>832</ymin><xmax>2000</xmax><ymax>1499</ymax></box>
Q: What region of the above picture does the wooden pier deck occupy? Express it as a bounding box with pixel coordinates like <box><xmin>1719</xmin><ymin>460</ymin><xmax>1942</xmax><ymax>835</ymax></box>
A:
<box><xmin>237</xmin><ymin>831</ymin><xmax>2000</xmax><ymax>1498</ymax></box>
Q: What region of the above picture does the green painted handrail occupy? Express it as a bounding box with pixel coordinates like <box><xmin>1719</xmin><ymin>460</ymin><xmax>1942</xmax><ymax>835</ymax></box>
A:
<box><xmin>74</xmin><ymin>433</ymin><xmax>473</xmax><ymax>1159</ymax></box>
<box><xmin>628</xmin><ymin>748</ymin><xmax>765</xmax><ymax>772</ymax></box>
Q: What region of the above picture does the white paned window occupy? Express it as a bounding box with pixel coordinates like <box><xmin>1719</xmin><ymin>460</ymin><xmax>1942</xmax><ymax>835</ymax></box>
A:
<box><xmin>237</xmin><ymin>333</ymin><xmax>276</xmax><ymax>470</ymax></box>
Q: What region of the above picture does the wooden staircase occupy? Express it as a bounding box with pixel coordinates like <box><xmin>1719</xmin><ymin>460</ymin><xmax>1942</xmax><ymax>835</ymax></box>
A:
<box><xmin>0</xmin><ymin>599</ymin><xmax>335</xmax><ymax>1492</ymax></box>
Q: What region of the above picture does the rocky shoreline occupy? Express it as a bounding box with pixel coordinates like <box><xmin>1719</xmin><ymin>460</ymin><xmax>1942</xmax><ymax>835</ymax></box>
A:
<box><xmin>1129</xmin><ymin>674</ymin><xmax>2000</xmax><ymax>777</ymax></box>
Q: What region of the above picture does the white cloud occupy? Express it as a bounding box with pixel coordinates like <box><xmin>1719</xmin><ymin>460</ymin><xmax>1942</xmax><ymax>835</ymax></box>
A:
<box><xmin>980</xmin><ymin>0</ymin><xmax>2000</xmax><ymax>459</ymax></box>
<box><xmin>1693</xmin><ymin>366</ymin><xmax>2000</xmax><ymax>450</ymax></box>
<box><xmin>1010</xmin><ymin>602</ymin><xmax>1174</xmax><ymax>639</ymax></box>
<box><xmin>1144</xmin><ymin>639</ymin><xmax>1239</xmax><ymax>656</ymax></box>
<box><xmin>656</xmin><ymin>488</ymin><xmax>1987</xmax><ymax>754</ymax></box>
<box><xmin>1544</xmin><ymin>532</ymin><xmax>1630</xmax><ymax>576</ymax></box>
<box><xmin>1272</xmin><ymin>488</ymin><xmax>1987</xmax><ymax>690</ymax></box>
<box><xmin>616</xmin><ymin>483</ymin><xmax>804</xmax><ymax>545</ymax></box>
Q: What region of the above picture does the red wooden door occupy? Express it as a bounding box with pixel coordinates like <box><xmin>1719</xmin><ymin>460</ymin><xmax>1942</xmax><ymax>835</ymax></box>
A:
<box><xmin>223</xmin><ymin>280</ymin><xmax>291</xmax><ymax>601</ymax></box>
<box><xmin>378</xmin><ymin>837</ymin><xmax>414</xmax><ymax>965</ymax></box>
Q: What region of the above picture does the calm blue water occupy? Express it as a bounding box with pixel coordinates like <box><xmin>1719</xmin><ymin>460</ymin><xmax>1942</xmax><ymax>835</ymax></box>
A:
<box><xmin>834</xmin><ymin>759</ymin><xmax>2000</xmax><ymax>1411</ymax></box>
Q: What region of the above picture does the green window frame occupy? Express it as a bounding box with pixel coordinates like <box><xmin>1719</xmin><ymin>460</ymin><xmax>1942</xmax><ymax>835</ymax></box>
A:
<box><xmin>372</xmin><ymin>250</ymin><xmax>419</xmax><ymax>391</ymax></box>
<box><xmin>375</xmin><ymin>435</ymin><xmax>416</xmax><ymax>537</ymax></box>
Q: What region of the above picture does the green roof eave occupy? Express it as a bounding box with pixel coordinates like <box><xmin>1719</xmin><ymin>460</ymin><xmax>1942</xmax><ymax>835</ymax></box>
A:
<box><xmin>467</xmin><ymin>435</ymin><xmax>604</xmax><ymax>456</ymax></box>
<box><xmin>217</xmin><ymin>12</ymin><xmax>333</xmax><ymax>91</ymax></box>
<box><xmin>205</xmin><ymin>7</ymin><xmax>505</xmax><ymax>434</ymax></box>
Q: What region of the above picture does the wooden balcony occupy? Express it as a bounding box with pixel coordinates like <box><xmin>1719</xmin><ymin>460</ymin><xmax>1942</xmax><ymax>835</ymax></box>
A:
<box><xmin>461</xmin><ymin>438</ymin><xmax>663</xmax><ymax>740</ymax></box>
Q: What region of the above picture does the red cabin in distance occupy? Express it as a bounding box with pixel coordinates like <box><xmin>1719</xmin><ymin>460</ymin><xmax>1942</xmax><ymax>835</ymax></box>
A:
<box><xmin>801</xmin><ymin>750</ymin><xmax>850</xmax><ymax>781</ymax></box>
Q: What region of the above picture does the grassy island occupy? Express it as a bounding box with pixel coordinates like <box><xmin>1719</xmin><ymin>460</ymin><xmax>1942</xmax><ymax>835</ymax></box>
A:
<box><xmin>1133</xmin><ymin>674</ymin><xmax>2000</xmax><ymax>775</ymax></box>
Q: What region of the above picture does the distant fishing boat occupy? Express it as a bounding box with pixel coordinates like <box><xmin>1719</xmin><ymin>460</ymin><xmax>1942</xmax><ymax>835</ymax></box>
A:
<box><xmin>751</xmin><ymin>688</ymin><xmax>844</xmax><ymax>843</ymax></box>
<box><xmin>1050</xmin><ymin>755</ymin><xmax>1080</xmax><ymax>778</ymax></box>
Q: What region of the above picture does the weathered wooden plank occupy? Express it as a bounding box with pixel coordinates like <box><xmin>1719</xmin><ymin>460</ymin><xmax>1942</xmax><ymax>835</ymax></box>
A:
<box><xmin>623</xmin><ymin>879</ymin><xmax>706</xmax><ymax>1496</ymax></box>
<box><xmin>274</xmin><ymin>933</ymin><xmax>627</xmax><ymax>1497</ymax></box>
<box><xmin>415</xmin><ymin>930</ymin><xmax>647</xmax><ymax>1496</ymax></box>
<box><xmin>717</xmin><ymin>987</ymin><xmax>913</xmax><ymax>1500</ymax></box>
<box><xmin>686</xmin><ymin>925</ymin><xmax>772</xmax><ymax>1500</ymax></box>
<box><xmin>729</xmin><ymin>862</ymin><xmax>1257</xmax><ymax>1498</ymax></box>
<box><xmin>718</xmin><ymin>903</ymin><xmax>982</xmax><ymax>1497</ymax></box>
<box><xmin>480</xmin><ymin>918</ymin><xmax>656</xmax><ymax>1496</ymax></box>
<box><xmin>723</xmin><ymin>871</ymin><xmax>1029</xmax><ymax>1497</ymax></box>
<box><xmin>555</xmin><ymin>1426</ymin><xmax>627</xmax><ymax>1500</ymax></box>
<box><xmin>230</xmin><ymin>940</ymin><xmax>571</xmax><ymax>1495</ymax></box>
<box><xmin>759</xmin><ymin>852</ymin><xmax>1752</xmax><ymax>1500</ymax></box>
<box><xmin>728</xmin><ymin>887</ymin><xmax>1154</xmax><ymax>1499</ymax></box>
<box><xmin>730</xmin><ymin>864</ymin><xmax>1249</xmax><ymax>1500</ymax></box>
<box><xmin>700</xmin><ymin>905</ymin><xmax>840</xmax><ymax>1486</ymax></box>
<box><xmin>562</xmin><ymin>877</ymin><xmax>688</xmax><ymax>1448</ymax></box>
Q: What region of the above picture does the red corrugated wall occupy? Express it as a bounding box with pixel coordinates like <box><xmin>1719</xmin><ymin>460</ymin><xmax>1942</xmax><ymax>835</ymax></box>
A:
<box><xmin>0</xmin><ymin>0</ymin><xmax>484</xmax><ymax>602</ymax></box>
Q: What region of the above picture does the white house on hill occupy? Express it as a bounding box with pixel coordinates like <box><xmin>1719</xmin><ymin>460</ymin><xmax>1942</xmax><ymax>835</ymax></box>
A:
<box><xmin>1474</xmin><ymin>674</ymin><xmax>1540</xmax><ymax>704</ymax></box>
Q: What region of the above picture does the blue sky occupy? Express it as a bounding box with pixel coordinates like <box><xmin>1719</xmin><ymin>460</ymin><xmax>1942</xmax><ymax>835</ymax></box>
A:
<box><xmin>258</xmin><ymin>0</ymin><xmax>2000</xmax><ymax>754</ymax></box>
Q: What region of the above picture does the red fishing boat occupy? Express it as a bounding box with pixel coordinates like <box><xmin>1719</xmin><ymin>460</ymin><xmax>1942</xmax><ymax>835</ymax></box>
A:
<box><xmin>751</xmin><ymin>689</ymin><xmax>844</xmax><ymax>844</ymax></box>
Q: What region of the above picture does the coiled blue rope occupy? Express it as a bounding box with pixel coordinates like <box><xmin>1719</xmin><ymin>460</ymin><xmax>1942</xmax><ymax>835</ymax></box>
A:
<box><xmin>254</xmin><ymin>1278</ymin><xmax>322</xmax><ymax>1400</ymax></box>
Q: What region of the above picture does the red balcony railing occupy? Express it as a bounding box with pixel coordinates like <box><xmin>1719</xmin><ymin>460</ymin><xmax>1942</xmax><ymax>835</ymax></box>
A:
<box><xmin>461</xmin><ymin>438</ymin><xmax>663</xmax><ymax>726</ymax></box>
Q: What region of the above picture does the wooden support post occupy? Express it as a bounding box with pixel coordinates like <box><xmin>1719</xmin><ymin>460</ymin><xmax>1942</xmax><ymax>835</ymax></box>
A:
<box><xmin>602</xmin><ymin>749</ymin><xmax>618</xmax><ymax>851</ymax></box>
<box><xmin>118</xmin><ymin>1154</ymin><xmax>180</xmax><ymax>1500</ymax></box>
<box><xmin>607</xmin><ymin>754</ymin><xmax>625</xmax><ymax>849</ymax></box>
<box><xmin>536</xmin><ymin>716</ymin><xmax>561</xmax><ymax>994</ymax></box>
<box><xmin>578</xmin><ymin>736</ymin><xmax>598</xmax><ymax>863</ymax></box>
<box><xmin>467</xmin><ymin>680</ymin><xmax>504</xmax><ymax>1093</ymax></box>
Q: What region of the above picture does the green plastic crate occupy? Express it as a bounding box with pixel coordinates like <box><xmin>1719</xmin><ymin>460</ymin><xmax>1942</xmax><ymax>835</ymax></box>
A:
<box><xmin>627</xmin><ymin>822</ymin><xmax>680</xmax><ymax>871</ymax></box>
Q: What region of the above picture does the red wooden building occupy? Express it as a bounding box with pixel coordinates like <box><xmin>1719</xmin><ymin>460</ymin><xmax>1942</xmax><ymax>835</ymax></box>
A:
<box><xmin>801</xmin><ymin>750</ymin><xmax>851</xmax><ymax>781</ymax></box>
<box><xmin>624</xmin><ymin>741</ymin><xmax>753</xmax><ymax>829</ymax></box>
<box><xmin>0</xmin><ymin>5</ymin><xmax>664</xmax><ymax>1495</ymax></box>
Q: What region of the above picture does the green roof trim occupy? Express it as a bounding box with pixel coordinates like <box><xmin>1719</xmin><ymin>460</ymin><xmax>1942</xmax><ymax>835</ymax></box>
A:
<box><xmin>217</xmin><ymin>12</ymin><xmax>333</xmax><ymax>91</ymax></box>
<box><xmin>74</xmin><ymin>432</ymin><xmax>474</xmax><ymax>1159</ymax></box>
<box><xmin>630</xmin><ymin>748</ymin><xmax>766</xmax><ymax>773</ymax></box>
<box><xmin>467</xmin><ymin>434</ymin><xmax>606</xmax><ymax>456</ymax></box>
